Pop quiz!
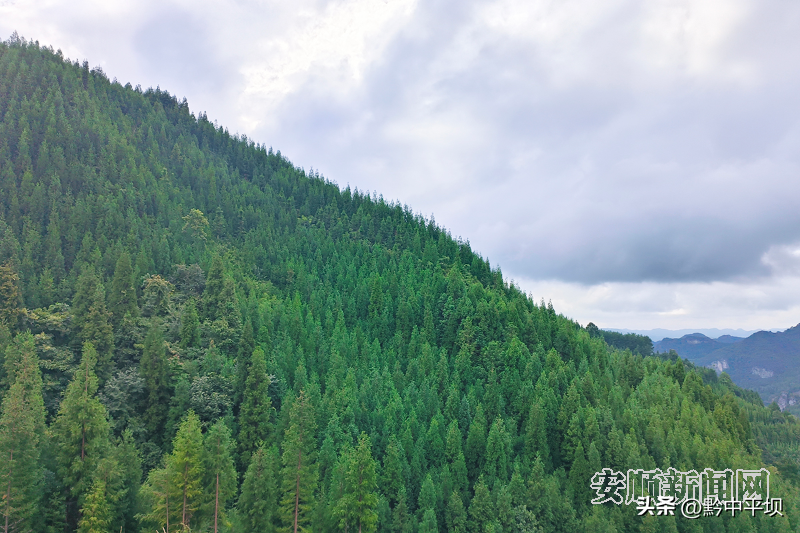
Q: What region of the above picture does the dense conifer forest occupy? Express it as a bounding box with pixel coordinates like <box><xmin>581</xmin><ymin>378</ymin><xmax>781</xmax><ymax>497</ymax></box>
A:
<box><xmin>0</xmin><ymin>34</ymin><xmax>799</xmax><ymax>533</ymax></box>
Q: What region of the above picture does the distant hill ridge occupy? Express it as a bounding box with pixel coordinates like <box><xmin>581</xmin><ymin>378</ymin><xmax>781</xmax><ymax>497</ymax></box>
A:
<box><xmin>655</xmin><ymin>325</ymin><xmax>800</xmax><ymax>414</ymax></box>
<box><xmin>607</xmin><ymin>327</ymin><xmax>776</xmax><ymax>342</ymax></box>
<box><xmin>654</xmin><ymin>332</ymin><xmax>744</xmax><ymax>359</ymax></box>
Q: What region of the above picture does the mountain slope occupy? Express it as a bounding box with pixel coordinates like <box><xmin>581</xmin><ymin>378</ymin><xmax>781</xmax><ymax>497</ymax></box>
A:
<box><xmin>0</xmin><ymin>36</ymin><xmax>799</xmax><ymax>533</ymax></box>
<box><xmin>691</xmin><ymin>325</ymin><xmax>800</xmax><ymax>413</ymax></box>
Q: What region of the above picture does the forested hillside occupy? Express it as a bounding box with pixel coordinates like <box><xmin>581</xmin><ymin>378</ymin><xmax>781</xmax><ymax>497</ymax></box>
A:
<box><xmin>1</xmin><ymin>35</ymin><xmax>799</xmax><ymax>533</ymax></box>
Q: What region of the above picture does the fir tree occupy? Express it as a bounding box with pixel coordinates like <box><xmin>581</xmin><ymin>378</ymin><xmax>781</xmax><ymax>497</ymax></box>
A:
<box><xmin>445</xmin><ymin>491</ymin><xmax>467</xmax><ymax>533</ymax></box>
<box><xmin>52</xmin><ymin>342</ymin><xmax>111</xmax><ymax>529</ymax></box>
<box><xmin>0</xmin><ymin>261</ymin><xmax>22</xmax><ymax>329</ymax></box>
<box><xmin>280</xmin><ymin>390</ymin><xmax>318</xmax><ymax>533</ymax></box>
<box><xmin>71</xmin><ymin>270</ymin><xmax>114</xmax><ymax>380</ymax></box>
<box><xmin>76</xmin><ymin>479</ymin><xmax>111</xmax><ymax>533</ymax></box>
<box><xmin>167</xmin><ymin>411</ymin><xmax>204</xmax><ymax>531</ymax></box>
<box><xmin>112</xmin><ymin>430</ymin><xmax>142</xmax><ymax>533</ymax></box>
<box><xmin>465</xmin><ymin>405</ymin><xmax>487</xmax><ymax>481</ymax></box>
<box><xmin>238</xmin><ymin>346</ymin><xmax>273</xmax><ymax>469</ymax></box>
<box><xmin>108</xmin><ymin>251</ymin><xmax>137</xmax><ymax>328</ymax></box>
<box><xmin>137</xmin><ymin>466</ymin><xmax>171</xmax><ymax>533</ymax></box>
<box><xmin>237</xmin><ymin>445</ymin><xmax>280</xmax><ymax>533</ymax></box>
<box><xmin>140</xmin><ymin>321</ymin><xmax>170</xmax><ymax>442</ymax></box>
<box><xmin>203</xmin><ymin>420</ymin><xmax>237</xmax><ymax>533</ymax></box>
<box><xmin>203</xmin><ymin>255</ymin><xmax>225</xmax><ymax>321</ymax></box>
<box><xmin>468</xmin><ymin>476</ymin><xmax>492</xmax><ymax>533</ymax></box>
<box><xmin>180</xmin><ymin>298</ymin><xmax>200</xmax><ymax>349</ymax></box>
<box><xmin>334</xmin><ymin>433</ymin><xmax>379</xmax><ymax>533</ymax></box>
<box><xmin>0</xmin><ymin>363</ymin><xmax>45</xmax><ymax>532</ymax></box>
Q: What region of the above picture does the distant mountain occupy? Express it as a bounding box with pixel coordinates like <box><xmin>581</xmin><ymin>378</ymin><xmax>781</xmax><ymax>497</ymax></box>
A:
<box><xmin>606</xmin><ymin>327</ymin><xmax>770</xmax><ymax>342</ymax></box>
<box><xmin>716</xmin><ymin>334</ymin><xmax>745</xmax><ymax>344</ymax></box>
<box><xmin>654</xmin><ymin>332</ymin><xmax>743</xmax><ymax>359</ymax></box>
<box><xmin>687</xmin><ymin>325</ymin><xmax>800</xmax><ymax>414</ymax></box>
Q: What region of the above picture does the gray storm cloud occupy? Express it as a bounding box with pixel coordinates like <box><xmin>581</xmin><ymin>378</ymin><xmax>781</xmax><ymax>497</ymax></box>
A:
<box><xmin>257</xmin><ymin>0</ymin><xmax>800</xmax><ymax>284</ymax></box>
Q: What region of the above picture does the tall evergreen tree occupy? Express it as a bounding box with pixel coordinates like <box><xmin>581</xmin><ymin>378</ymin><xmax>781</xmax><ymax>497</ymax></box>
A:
<box><xmin>445</xmin><ymin>491</ymin><xmax>467</xmax><ymax>533</ymax></box>
<box><xmin>140</xmin><ymin>321</ymin><xmax>170</xmax><ymax>442</ymax></box>
<box><xmin>108</xmin><ymin>251</ymin><xmax>137</xmax><ymax>328</ymax></box>
<box><xmin>180</xmin><ymin>298</ymin><xmax>200</xmax><ymax>349</ymax></box>
<box><xmin>52</xmin><ymin>342</ymin><xmax>111</xmax><ymax>530</ymax></box>
<box><xmin>167</xmin><ymin>411</ymin><xmax>204</xmax><ymax>531</ymax></box>
<box><xmin>203</xmin><ymin>255</ymin><xmax>225</xmax><ymax>322</ymax></box>
<box><xmin>112</xmin><ymin>430</ymin><xmax>142</xmax><ymax>533</ymax></box>
<box><xmin>0</xmin><ymin>334</ymin><xmax>46</xmax><ymax>533</ymax></box>
<box><xmin>76</xmin><ymin>479</ymin><xmax>111</xmax><ymax>533</ymax></box>
<box><xmin>280</xmin><ymin>390</ymin><xmax>318</xmax><ymax>533</ymax></box>
<box><xmin>239</xmin><ymin>346</ymin><xmax>273</xmax><ymax>469</ymax></box>
<box><xmin>0</xmin><ymin>261</ymin><xmax>22</xmax><ymax>330</ymax></box>
<box><xmin>203</xmin><ymin>420</ymin><xmax>237</xmax><ymax>533</ymax></box>
<box><xmin>71</xmin><ymin>270</ymin><xmax>114</xmax><ymax>380</ymax></box>
<box><xmin>465</xmin><ymin>405</ymin><xmax>487</xmax><ymax>482</ymax></box>
<box><xmin>138</xmin><ymin>464</ymin><xmax>171</xmax><ymax>532</ymax></box>
<box><xmin>334</xmin><ymin>433</ymin><xmax>379</xmax><ymax>533</ymax></box>
<box><xmin>237</xmin><ymin>445</ymin><xmax>280</xmax><ymax>533</ymax></box>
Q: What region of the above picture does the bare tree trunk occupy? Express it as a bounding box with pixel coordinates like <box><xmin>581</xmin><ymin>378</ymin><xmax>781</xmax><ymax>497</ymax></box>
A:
<box><xmin>182</xmin><ymin>463</ymin><xmax>189</xmax><ymax>529</ymax></box>
<box><xmin>294</xmin><ymin>449</ymin><xmax>302</xmax><ymax>533</ymax></box>
<box><xmin>4</xmin><ymin>447</ymin><xmax>12</xmax><ymax>533</ymax></box>
<box><xmin>214</xmin><ymin>473</ymin><xmax>219</xmax><ymax>533</ymax></box>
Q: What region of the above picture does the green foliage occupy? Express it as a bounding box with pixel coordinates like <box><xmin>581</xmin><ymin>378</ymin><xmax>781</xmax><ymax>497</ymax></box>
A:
<box><xmin>0</xmin><ymin>260</ymin><xmax>22</xmax><ymax>329</ymax></box>
<box><xmin>587</xmin><ymin>323</ymin><xmax>653</xmax><ymax>356</ymax></box>
<box><xmin>239</xmin><ymin>346</ymin><xmax>273</xmax><ymax>468</ymax></box>
<box><xmin>140</xmin><ymin>320</ymin><xmax>170</xmax><ymax>442</ymax></box>
<box><xmin>0</xmin><ymin>333</ymin><xmax>46</xmax><ymax>532</ymax></box>
<box><xmin>333</xmin><ymin>433</ymin><xmax>379</xmax><ymax>533</ymax></box>
<box><xmin>71</xmin><ymin>271</ymin><xmax>113</xmax><ymax>380</ymax></box>
<box><xmin>52</xmin><ymin>343</ymin><xmax>110</xmax><ymax>497</ymax></box>
<box><xmin>168</xmin><ymin>410</ymin><xmax>205</xmax><ymax>530</ymax></box>
<box><xmin>280</xmin><ymin>390</ymin><xmax>318</xmax><ymax>533</ymax></box>
<box><xmin>180</xmin><ymin>298</ymin><xmax>200</xmax><ymax>349</ymax></box>
<box><xmin>108</xmin><ymin>251</ymin><xmax>137</xmax><ymax>328</ymax></box>
<box><xmin>237</xmin><ymin>445</ymin><xmax>280</xmax><ymax>533</ymax></box>
<box><xmin>0</xmin><ymin>38</ymin><xmax>798</xmax><ymax>533</ymax></box>
<box><xmin>51</xmin><ymin>342</ymin><xmax>111</xmax><ymax>529</ymax></box>
<box><xmin>76</xmin><ymin>479</ymin><xmax>111</xmax><ymax>533</ymax></box>
<box><xmin>203</xmin><ymin>420</ymin><xmax>237</xmax><ymax>532</ymax></box>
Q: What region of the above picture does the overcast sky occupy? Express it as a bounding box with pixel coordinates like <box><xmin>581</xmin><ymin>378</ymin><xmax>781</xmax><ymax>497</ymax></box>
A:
<box><xmin>3</xmin><ymin>0</ymin><xmax>800</xmax><ymax>332</ymax></box>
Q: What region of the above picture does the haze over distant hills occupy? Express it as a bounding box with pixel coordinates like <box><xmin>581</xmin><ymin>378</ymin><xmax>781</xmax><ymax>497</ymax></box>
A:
<box><xmin>654</xmin><ymin>333</ymin><xmax>747</xmax><ymax>359</ymax></box>
<box><xmin>607</xmin><ymin>327</ymin><xmax>781</xmax><ymax>342</ymax></box>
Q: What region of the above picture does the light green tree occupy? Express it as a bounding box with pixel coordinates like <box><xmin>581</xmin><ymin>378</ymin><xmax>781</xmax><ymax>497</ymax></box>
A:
<box><xmin>237</xmin><ymin>445</ymin><xmax>280</xmax><ymax>533</ymax></box>
<box><xmin>203</xmin><ymin>420</ymin><xmax>237</xmax><ymax>533</ymax></box>
<box><xmin>334</xmin><ymin>433</ymin><xmax>379</xmax><ymax>533</ymax></box>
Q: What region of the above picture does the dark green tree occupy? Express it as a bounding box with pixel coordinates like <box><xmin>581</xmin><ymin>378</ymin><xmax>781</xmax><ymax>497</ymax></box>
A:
<box><xmin>52</xmin><ymin>342</ymin><xmax>111</xmax><ymax>529</ymax></box>
<box><xmin>0</xmin><ymin>334</ymin><xmax>46</xmax><ymax>533</ymax></box>
<box><xmin>0</xmin><ymin>261</ymin><xmax>22</xmax><ymax>329</ymax></box>
<box><xmin>180</xmin><ymin>298</ymin><xmax>200</xmax><ymax>349</ymax></box>
<box><xmin>239</xmin><ymin>347</ymin><xmax>273</xmax><ymax>468</ymax></box>
<box><xmin>108</xmin><ymin>251</ymin><xmax>137</xmax><ymax>328</ymax></box>
<box><xmin>71</xmin><ymin>270</ymin><xmax>114</xmax><ymax>380</ymax></box>
<box><xmin>140</xmin><ymin>321</ymin><xmax>170</xmax><ymax>442</ymax></box>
